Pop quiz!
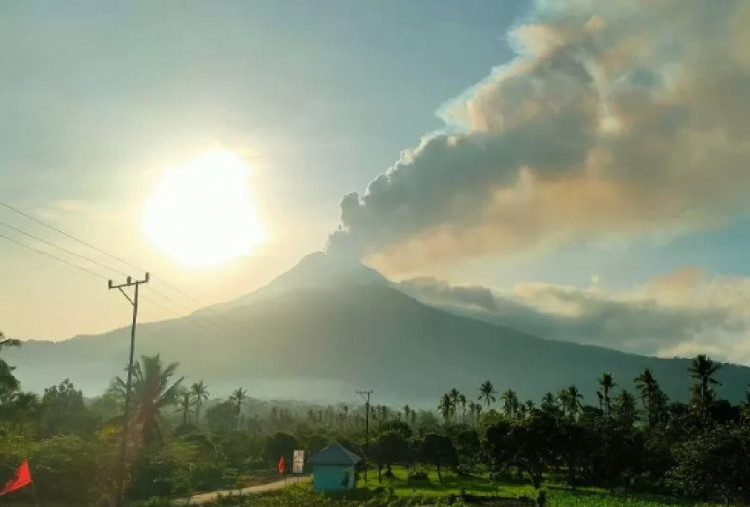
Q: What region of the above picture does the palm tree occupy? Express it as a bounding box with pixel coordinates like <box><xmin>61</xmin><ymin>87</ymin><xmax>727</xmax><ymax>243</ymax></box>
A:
<box><xmin>541</xmin><ymin>392</ymin><xmax>557</xmax><ymax>414</ymax></box>
<box><xmin>230</xmin><ymin>387</ymin><xmax>247</xmax><ymax>430</ymax></box>
<box><xmin>341</xmin><ymin>404</ymin><xmax>349</xmax><ymax>428</ymax></box>
<box><xmin>558</xmin><ymin>385</ymin><xmax>583</xmax><ymax>420</ymax></box>
<box><xmin>372</xmin><ymin>405</ymin><xmax>389</xmax><ymax>429</ymax></box>
<box><xmin>111</xmin><ymin>354</ymin><xmax>183</xmax><ymax>444</ymax></box>
<box><xmin>191</xmin><ymin>380</ymin><xmax>209</xmax><ymax>423</ymax></box>
<box><xmin>598</xmin><ymin>373</ymin><xmax>617</xmax><ymax>416</ymax></box>
<box><xmin>0</xmin><ymin>331</ymin><xmax>21</xmax><ymax>395</ymax></box>
<box><xmin>688</xmin><ymin>354</ymin><xmax>721</xmax><ymax>415</ymax></box>
<box><xmin>457</xmin><ymin>394</ymin><xmax>467</xmax><ymax>424</ymax></box>
<box><xmin>501</xmin><ymin>389</ymin><xmax>519</xmax><ymax>419</ymax></box>
<box><xmin>438</xmin><ymin>393</ymin><xmax>454</xmax><ymax>425</ymax></box>
<box><xmin>176</xmin><ymin>390</ymin><xmax>194</xmax><ymax>426</ymax></box>
<box><xmin>634</xmin><ymin>368</ymin><xmax>665</xmax><ymax>427</ymax></box>
<box><xmin>472</xmin><ymin>402</ymin><xmax>483</xmax><ymax>426</ymax></box>
<box><xmin>478</xmin><ymin>381</ymin><xmax>497</xmax><ymax>408</ymax></box>
<box><xmin>448</xmin><ymin>388</ymin><xmax>461</xmax><ymax>423</ymax></box>
<box><xmin>524</xmin><ymin>400</ymin><xmax>535</xmax><ymax>418</ymax></box>
<box><xmin>612</xmin><ymin>390</ymin><xmax>637</xmax><ymax>426</ymax></box>
<box><xmin>0</xmin><ymin>332</ymin><xmax>20</xmax><ymax>350</ymax></box>
<box><xmin>402</xmin><ymin>405</ymin><xmax>412</xmax><ymax>425</ymax></box>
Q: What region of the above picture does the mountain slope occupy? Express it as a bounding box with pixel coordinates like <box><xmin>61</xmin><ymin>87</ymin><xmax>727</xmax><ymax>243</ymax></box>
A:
<box><xmin>7</xmin><ymin>275</ymin><xmax>750</xmax><ymax>406</ymax></box>
<box><xmin>204</xmin><ymin>252</ymin><xmax>387</xmax><ymax>313</ymax></box>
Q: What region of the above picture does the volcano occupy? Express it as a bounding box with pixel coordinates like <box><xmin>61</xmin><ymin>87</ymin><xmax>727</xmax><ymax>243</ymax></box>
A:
<box><xmin>7</xmin><ymin>252</ymin><xmax>750</xmax><ymax>406</ymax></box>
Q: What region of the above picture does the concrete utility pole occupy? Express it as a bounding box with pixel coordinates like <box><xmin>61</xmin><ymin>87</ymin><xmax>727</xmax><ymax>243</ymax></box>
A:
<box><xmin>356</xmin><ymin>389</ymin><xmax>373</xmax><ymax>482</ymax></box>
<box><xmin>109</xmin><ymin>273</ymin><xmax>149</xmax><ymax>507</ymax></box>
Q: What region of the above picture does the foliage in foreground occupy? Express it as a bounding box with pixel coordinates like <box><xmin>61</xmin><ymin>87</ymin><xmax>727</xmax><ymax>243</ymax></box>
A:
<box><xmin>2</xmin><ymin>331</ymin><xmax>749</xmax><ymax>506</ymax></box>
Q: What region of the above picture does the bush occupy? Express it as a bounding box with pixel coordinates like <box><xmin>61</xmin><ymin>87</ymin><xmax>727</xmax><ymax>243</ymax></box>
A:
<box><xmin>667</xmin><ymin>424</ymin><xmax>750</xmax><ymax>504</ymax></box>
<box><xmin>34</xmin><ymin>435</ymin><xmax>115</xmax><ymax>504</ymax></box>
<box><xmin>129</xmin><ymin>436</ymin><xmax>229</xmax><ymax>499</ymax></box>
<box><xmin>407</xmin><ymin>468</ymin><xmax>428</xmax><ymax>481</ymax></box>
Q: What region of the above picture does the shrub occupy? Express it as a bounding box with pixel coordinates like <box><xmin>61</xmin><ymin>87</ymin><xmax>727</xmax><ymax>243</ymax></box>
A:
<box><xmin>407</xmin><ymin>468</ymin><xmax>428</xmax><ymax>481</ymax></box>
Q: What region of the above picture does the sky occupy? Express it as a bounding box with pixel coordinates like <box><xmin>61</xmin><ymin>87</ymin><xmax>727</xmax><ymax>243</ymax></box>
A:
<box><xmin>2</xmin><ymin>0</ymin><xmax>750</xmax><ymax>364</ymax></box>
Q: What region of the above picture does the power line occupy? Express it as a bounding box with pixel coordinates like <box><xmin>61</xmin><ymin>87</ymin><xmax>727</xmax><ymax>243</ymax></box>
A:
<box><xmin>0</xmin><ymin>218</ymin><xmax>129</xmax><ymax>277</ymax></box>
<box><xmin>0</xmin><ymin>200</ymin><xmax>209</xmax><ymax>308</ymax></box>
<box><xmin>0</xmin><ymin>200</ymin><xmax>311</xmax><ymax>370</ymax></box>
<box><xmin>0</xmin><ymin>200</ymin><xmax>147</xmax><ymax>273</ymax></box>
<box><xmin>0</xmin><ymin>231</ymin><xmax>108</xmax><ymax>280</ymax></box>
<box><xmin>0</xmin><ymin>231</ymin><xmax>255</xmax><ymax>365</ymax></box>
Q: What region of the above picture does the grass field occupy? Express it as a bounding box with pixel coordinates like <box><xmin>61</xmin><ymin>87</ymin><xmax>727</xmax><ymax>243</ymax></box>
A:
<box><xmin>356</xmin><ymin>466</ymin><xmax>706</xmax><ymax>506</ymax></box>
<box><xmin>180</xmin><ymin>466</ymin><xmax>719</xmax><ymax>506</ymax></box>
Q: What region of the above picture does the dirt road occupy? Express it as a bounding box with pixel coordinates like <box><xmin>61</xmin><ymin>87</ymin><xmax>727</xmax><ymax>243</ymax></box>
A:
<box><xmin>176</xmin><ymin>476</ymin><xmax>311</xmax><ymax>504</ymax></box>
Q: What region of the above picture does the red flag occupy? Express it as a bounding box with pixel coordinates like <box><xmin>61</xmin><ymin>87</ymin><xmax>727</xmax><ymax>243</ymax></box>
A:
<box><xmin>0</xmin><ymin>460</ymin><xmax>32</xmax><ymax>496</ymax></box>
<box><xmin>277</xmin><ymin>456</ymin><xmax>285</xmax><ymax>474</ymax></box>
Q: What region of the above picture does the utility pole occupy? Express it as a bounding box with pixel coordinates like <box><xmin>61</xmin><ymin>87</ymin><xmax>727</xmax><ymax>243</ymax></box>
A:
<box><xmin>356</xmin><ymin>389</ymin><xmax>373</xmax><ymax>482</ymax></box>
<box><xmin>109</xmin><ymin>273</ymin><xmax>149</xmax><ymax>507</ymax></box>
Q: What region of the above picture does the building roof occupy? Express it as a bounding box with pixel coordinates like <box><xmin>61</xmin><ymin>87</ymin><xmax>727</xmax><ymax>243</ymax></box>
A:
<box><xmin>307</xmin><ymin>442</ymin><xmax>361</xmax><ymax>466</ymax></box>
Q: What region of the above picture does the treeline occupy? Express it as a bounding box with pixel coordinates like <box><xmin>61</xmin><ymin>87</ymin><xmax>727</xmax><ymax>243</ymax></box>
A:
<box><xmin>419</xmin><ymin>356</ymin><xmax>750</xmax><ymax>504</ymax></box>
<box><xmin>0</xmin><ymin>332</ymin><xmax>430</xmax><ymax>505</ymax></box>
<box><xmin>2</xmin><ymin>329</ymin><xmax>750</xmax><ymax>505</ymax></box>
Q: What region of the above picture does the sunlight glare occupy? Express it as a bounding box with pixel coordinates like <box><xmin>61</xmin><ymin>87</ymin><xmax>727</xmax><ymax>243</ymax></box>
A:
<box><xmin>142</xmin><ymin>149</ymin><xmax>266</xmax><ymax>267</ymax></box>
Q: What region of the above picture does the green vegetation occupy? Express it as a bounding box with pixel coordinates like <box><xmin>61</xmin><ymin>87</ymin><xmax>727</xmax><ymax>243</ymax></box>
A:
<box><xmin>2</xmin><ymin>328</ymin><xmax>750</xmax><ymax>506</ymax></box>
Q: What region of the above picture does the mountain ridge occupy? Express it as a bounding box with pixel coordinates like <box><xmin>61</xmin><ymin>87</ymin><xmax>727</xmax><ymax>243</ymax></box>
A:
<box><xmin>6</xmin><ymin>252</ymin><xmax>750</xmax><ymax>406</ymax></box>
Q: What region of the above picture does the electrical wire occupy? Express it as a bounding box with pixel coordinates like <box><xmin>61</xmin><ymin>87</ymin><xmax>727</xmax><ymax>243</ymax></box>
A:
<box><xmin>0</xmin><ymin>204</ymin><xmax>310</xmax><ymax>368</ymax></box>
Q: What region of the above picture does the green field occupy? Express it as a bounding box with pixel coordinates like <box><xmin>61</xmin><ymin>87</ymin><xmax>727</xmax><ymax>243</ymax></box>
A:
<box><xmin>355</xmin><ymin>467</ymin><xmax>707</xmax><ymax>506</ymax></box>
<box><xmin>180</xmin><ymin>466</ymin><xmax>718</xmax><ymax>506</ymax></box>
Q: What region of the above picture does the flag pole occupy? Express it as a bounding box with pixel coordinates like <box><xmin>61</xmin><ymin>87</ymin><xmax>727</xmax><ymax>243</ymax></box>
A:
<box><xmin>31</xmin><ymin>481</ymin><xmax>40</xmax><ymax>507</ymax></box>
<box><xmin>30</xmin><ymin>463</ymin><xmax>39</xmax><ymax>507</ymax></box>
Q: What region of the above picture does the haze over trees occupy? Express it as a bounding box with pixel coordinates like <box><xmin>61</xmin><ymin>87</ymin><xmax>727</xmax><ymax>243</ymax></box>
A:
<box><xmin>8</xmin><ymin>254</ymin><xmax>750</xmax><ymax>408</ymax></box>
<box><xmin>3</xmin><ymin>326</ymin><xmax>750</xmax><ymax>505</ymax></box>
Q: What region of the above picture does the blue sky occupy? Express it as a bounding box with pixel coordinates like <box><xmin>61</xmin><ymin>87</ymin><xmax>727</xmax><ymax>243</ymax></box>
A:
<box><xmin>0</xmin><ymin>0</ymin><xmax>529</xmax><ymax>338</ymax></box>
<box><xmin>3</xmin><ymin>0</ymin><xmax>750</xmax><ymax>365</ymax></box>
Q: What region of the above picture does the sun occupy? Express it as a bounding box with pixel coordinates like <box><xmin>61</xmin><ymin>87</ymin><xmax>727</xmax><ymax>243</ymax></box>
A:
<box><xmin>142</xmin><ymin>149</ymin><xmax>266</xmax><ymax>267</ymax></box>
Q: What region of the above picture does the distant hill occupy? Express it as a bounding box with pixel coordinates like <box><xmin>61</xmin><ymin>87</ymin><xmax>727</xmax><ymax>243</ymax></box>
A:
<box><xmin>7</xmin><ymin>253</ymin><xmax>750</xmax><ymax>407</ymax></box>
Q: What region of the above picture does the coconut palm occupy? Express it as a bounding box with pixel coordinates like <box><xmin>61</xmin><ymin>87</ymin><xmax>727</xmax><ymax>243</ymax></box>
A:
<box><xmin>402</xmin><ymin>405</ymin><xmax>412</xmax><ymax>425</ymax></box>
<box><xmin>634</xmin><ymin>368</ymin><xmax>666</xmax><ymax>427</ymax></box>
<box><xmin>438</xmin><ymin>393</ymin><xmax>454</xmax><ymax>425</ymax></box>
<box><xmin>501</xmin><ymin>389</ymin><xmax>519</xmax><ymax>419</ymax></box>
<box><xmin>448</xmin><ymin>388</ymin><xmax>461</xmax><ymax>423</ymax></box>
<box><xmin>688</xmin><ymin>354</ymin><xmax>721</xmax><ymax>415</ymax></box>
<box><xmin>0</xmin><ymin>331</ymin><xmax>21</xmax><ymax>395</ymax></box>
<box><xmin>478</xmin><ymin>381</ymin><xmax>497</xmax><ymax>408</ymax></box>
<box><xmin>230</xmin><ymin>387</ymin><xmax>247</xmax><ymax>429</ymax></box>
<box><xmin>612</xmin><ymin>390</ymin><xmax>637</xmax><ymax>426</ymax></box>
<box><xmin>191</xmin><ymin>380</ymin><xmax>209</xmax><ymax>423</ymax></box>
<box><xmin>457</xmin><ymin>394</ymin><xmax>467</xmax><ymax>424</ymax></box>
<box><xmin>524</xmin><ymin>400</ymin><xmax>535</xmax><ymax>418</ymax></box>
<box><xmin>541</xmin><ymin>392</ymin><xmax>558</xmax><ymax>414</ymax></box>
<box><xmin>471</xmin><ymin>402</ymin><xmax>483</xmax><ymax>426</ymax></box>
<box><xmin>598</xmin><ymin>373</ymin><xmax>617</xmax><ymax>416</ymax></box>
<box><xmin>0</xmin><ymin>332</ymin><xmax>20</xmax><ymax>350</ymax></box>
<box><xmin>230</xmin><ymin>387</ymin><xmax>247</xmax><ymax>413</ymax></box>
<box><xmin>111</xmin><ymin>354</ymin><xmax>183</xmax><ymax>444</ymax></box>
<box><xmin>176</xmin><ymin>389</ymin><xmax>194</xmax><ymax>426</ymax></box>
<box><xmin>558</xmin><ymin>385</ymin><xmax>583</xmax><ymax>420</ymax></box>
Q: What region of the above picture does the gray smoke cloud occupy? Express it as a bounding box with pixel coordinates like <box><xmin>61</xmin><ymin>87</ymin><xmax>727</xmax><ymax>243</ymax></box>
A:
<box><xmin>398</xmin><ymin>269</ymin><xmax>750</xmax><ymax>361</ymax></box>
<box><xmin>329</xmin><ymin>0</ymin><xmax>750</xmax><ymax>271</ymax></box>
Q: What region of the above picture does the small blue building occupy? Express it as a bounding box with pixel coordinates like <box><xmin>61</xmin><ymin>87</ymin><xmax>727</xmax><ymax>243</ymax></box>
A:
<box><xmin>307</xmin><ymin>442</ymin><xmax>361</xmax><ymax>492</ymax></box>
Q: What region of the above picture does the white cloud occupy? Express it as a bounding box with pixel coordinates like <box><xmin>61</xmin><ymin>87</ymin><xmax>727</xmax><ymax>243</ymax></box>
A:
<box><xmin>399</xmin><ymin>266</ymin><xmax>750</xmax><ymax>365</ymax></box>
